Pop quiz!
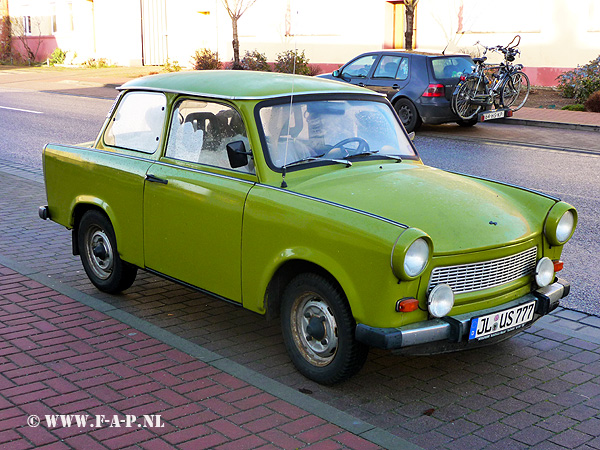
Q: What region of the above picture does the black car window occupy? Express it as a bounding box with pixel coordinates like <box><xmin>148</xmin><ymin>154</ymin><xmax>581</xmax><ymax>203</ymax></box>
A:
<box><xmin>373</xmin><ymin>56</ymin><xmax>409</xmax><ymax>80</ymax></box>
<box><xmin>431</xmin><ymin>56</ymin><xmax>474</xmax><ymax>80</ymax></box>
<box><xmin>341</xmin><ymin>55</ymin><xmax>377</xmax><ymax>78</ymax></box>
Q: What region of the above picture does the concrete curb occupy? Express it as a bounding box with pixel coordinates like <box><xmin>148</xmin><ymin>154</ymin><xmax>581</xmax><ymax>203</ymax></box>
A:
<box><xmin>498</xmin><ymin>117</ymin><xmax>600</xmax><ymax>133</ymax></box>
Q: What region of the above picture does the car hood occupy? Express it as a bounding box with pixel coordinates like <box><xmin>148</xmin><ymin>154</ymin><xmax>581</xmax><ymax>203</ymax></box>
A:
<box><xmin>289</xmin><ymin>163</ymin><xmax>557</xmax><ymax>255</ymax></box>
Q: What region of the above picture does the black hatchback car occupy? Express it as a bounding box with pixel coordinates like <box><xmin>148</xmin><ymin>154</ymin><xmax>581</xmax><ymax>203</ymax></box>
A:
<box><xmin>318</xmin><ymin>50</ymin><xmax>476</xmax><ymax>133</ymax></box>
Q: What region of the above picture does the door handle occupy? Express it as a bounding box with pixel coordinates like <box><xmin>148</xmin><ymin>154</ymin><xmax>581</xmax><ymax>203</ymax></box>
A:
<box><xmin>145</xmin><ymin>174</ymin><xmax>168</xmax><ymax>185</ymax></box>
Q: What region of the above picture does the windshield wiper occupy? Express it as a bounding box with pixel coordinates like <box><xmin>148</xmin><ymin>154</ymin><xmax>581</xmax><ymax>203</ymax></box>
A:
<box><xmin>281</xmin><ymin>155</ymin><xmax>352</xmax><ymax>170</ymax></box>
<box><xmin>347</xmin><ymin>150</ymin><xmax>403</xmax><ymax>162</ymax></box>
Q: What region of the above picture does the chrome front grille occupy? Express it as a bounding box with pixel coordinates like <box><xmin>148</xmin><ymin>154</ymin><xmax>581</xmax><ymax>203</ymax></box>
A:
<box><xmin>428</xmin><ymin>247</ymin><xmax>538</xmax><ymax>295</ymax></box>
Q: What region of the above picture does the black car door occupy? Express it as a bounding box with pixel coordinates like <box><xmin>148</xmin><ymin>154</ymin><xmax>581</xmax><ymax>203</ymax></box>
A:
<box><xmin>365</xmin><ymin>54</ymin><xmax>411</xmax><ymax>100</ymax></box>
<box><xmin>337</xmin><ymin>54</ymin><xmax>380</xmax><ymax>87</ymax></box>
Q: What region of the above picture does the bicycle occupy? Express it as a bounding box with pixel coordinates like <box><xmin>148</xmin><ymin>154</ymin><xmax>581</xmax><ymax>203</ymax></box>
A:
<box><xmin>452</xmin><ymin>35</ymin><xmax>530</xmax><ymax>121</ymax></box>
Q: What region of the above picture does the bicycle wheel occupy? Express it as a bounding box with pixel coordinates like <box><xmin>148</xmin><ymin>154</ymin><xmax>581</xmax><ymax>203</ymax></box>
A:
<box><xmin>500</xmin><ymin>71</ymin><xmax>530</xmax><ymax>111</ymax></box>
<box><xmin>452</xmin><ymin>78</ymin><xmax>483</xmax><ymax>120</ymax></box>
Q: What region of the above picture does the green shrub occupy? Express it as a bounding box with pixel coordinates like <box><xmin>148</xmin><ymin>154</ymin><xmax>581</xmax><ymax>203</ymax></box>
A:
<box><xmin>584</xmin><ymin>90</ymin><xmax>600</xmax><ymax>113</ymax></box>
<box><xmin>192</xmin><ymin>49</ymin><xmax>221</xmax><ymax>70</ymax></box>
<box><xmin>274</xmin><ymin>49</ymin><xmax>310</xmax><ymax>75</ymax></box>
<box><xmin>240</xmin><ymin>50</ymin><xmax>270</xmax><ymax>71</ymax></box>
<box><xmin>162</xmin><ymin>58</ymin><xmax>181</xmax><ymax>73</ymax></box>
<box><xmin>561</xmin><ymin>104</ymin><xmax>586</xmax><ymax>111</ymax></box>
<box><xmin>557</xmin><ymin>56</ymin><xmax>600</xmax><ymax>103</ymax></box>
<box><xmin>49</xmin><ymin>48</ymin><xmax>66</xmax><ymax>66</ymax></box>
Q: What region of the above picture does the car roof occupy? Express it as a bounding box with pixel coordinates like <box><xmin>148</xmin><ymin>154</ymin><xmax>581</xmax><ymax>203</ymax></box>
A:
<box><xmin>119</xmin><ymin>70</ymin><xmax>381</xmax><ymax>100</ymax></box>
<box><xmin>354</xmin><ymin>49</ymin><xmax>470</xmax><ymax>58</ymax></box>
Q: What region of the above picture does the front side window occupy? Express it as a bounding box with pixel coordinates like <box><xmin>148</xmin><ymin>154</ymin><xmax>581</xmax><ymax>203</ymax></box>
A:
<box><xmin>341</xmin><ymin>55</ymin><xmax>377</xmax><ymax>78</ymax></box>
<box><xmin>258</xmin><ymin>98</ymin><xmax>416</xmax><ymax>169</ymax></box>
<box><xmin>165</xmin><ymin>99</ymin><xmax>253</xmax><ymax>173</ymax></box>
<box><xmin>104</xmin><ymin>91</ymin><xmax>166</xmax><ymax>154</ymax></box>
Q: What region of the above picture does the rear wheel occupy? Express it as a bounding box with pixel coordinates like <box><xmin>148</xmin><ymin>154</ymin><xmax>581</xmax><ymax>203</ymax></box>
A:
<box><xmin>501</xmin><ymin>71</ymin><xmax>530</xmax><ymax>111</ymax></box>
<box><xmin>452</xmin><ymin>78</ymin><xmax>483</xmax><ymax>120</ymax></box>
<box><xmin>78</xmin><ymin>210</ymin><xmax>137</xmax><ymax>293</ymax></box>
<box><xmin>394</xmin><ymin>98</ymin><xmax>422</xmax><ymax>133</ymax></box>
<box><xmin>280</xmin><ymin>273</ymin><xmax>369</xmax><ymax>385</ymax></box>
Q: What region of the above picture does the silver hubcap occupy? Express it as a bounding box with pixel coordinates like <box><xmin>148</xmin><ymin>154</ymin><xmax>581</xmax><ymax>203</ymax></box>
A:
<box><xmin>291</xmin><ymin>294</ymin><xmax>339</xmax><ymax>367</ymax></box>
<box><xmin>85</xmin><ymin>226</ymin><xmax>114</xmax><ymax>280</ymax></box>
<box><xmin>398</xmin><ymin>105</ymin><xmax>413</xmax><ymax>124</ymax></box>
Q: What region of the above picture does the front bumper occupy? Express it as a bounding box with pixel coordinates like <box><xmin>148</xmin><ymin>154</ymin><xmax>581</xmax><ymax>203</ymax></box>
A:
<box><xmin>355</xmin><ymin>279</ymin><xmax>569</xmax><ymax>352</ymax></box>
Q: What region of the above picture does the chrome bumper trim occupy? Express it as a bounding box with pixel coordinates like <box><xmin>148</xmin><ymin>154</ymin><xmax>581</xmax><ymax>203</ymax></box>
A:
<box><xmin>355</xmin><ymin>279</ymin><xmax>569</xmax><ymax>350</ymax></box>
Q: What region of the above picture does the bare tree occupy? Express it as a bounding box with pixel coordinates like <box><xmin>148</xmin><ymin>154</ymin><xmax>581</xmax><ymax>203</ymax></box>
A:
<box><xmin>10</xmin><ymin>16</ymin><xmax>42</xmax><ymax>64</ymax></box>
<box><xmin>221</xmin><ymin>0</ymin><xmax>258</xmax><ymax>69</ymax></box>
<box><xmin>404</xmin><ymin>0</ymin><xmax>418</xmax><ymax>50</ymax></box>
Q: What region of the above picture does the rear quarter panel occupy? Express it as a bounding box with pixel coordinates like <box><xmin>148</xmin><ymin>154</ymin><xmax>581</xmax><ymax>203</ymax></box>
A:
<box><xmin>43</xmin><ymin>144</ymin><xmax>152</xmax><ymax>267</ymax></box>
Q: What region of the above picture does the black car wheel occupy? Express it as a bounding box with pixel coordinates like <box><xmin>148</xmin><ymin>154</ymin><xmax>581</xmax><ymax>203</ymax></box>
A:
<box><xmin>394</xmin><ymin>98</ymin><xmax>422</xmax><ymax>133</ymax></box>
<box><xmin>280</xmin><ymin>273</ymin><xmax>369</xmax><ymax>385</ymax></box>
<box><xmin>78</xmin><ymin>210</ymin><xmax>137</xmax><ymax>293</ymax></box>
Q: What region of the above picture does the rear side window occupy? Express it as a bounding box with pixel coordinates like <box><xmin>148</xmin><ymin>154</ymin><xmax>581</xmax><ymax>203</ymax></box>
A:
<box><xmin>373</xmin><ymin>56</ymin><xmax>409</xmax><ymax>80</ymax></box>
<box><xmin>104</xmin><ymin>91</ymin><xmax>166</xmax><ymax>153</ymax></box>
<box><xmin>430</xmin><ymin>56</ymin><xmax>474</xmax><ymax>80</ymax></box>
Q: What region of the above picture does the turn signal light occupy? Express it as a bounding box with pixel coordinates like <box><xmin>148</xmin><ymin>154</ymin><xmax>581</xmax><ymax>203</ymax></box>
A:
<box><xmin>422</xmin><ymin>84</ymin><xmax>445</xmax><ymax>97</ymax></box>
<box><xmin>553</xmin><ymin>260</ymin><xmax>564</xmax><ymax>272</ymax></box>
<box><xmin>396</xmin><ymin>298</ymin><xmax>419</xmax><ymax>312</ymax></box>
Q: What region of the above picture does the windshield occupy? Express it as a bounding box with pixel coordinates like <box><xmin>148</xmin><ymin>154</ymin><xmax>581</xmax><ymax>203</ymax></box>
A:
<box><xmin>431</xmin><ymin>56</ymin><xmax>474</xmax><ymax>81</ymax></box>
<box><xmin>258</xmin><ymin>98</ymin><xmax>416</xmax><ymax>169</ymax></box>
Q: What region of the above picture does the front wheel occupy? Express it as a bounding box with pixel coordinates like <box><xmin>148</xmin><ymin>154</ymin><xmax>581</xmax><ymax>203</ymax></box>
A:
<box><xmin>78</xmin><ymin>210</ymin><xmax>137</xmax><ymax>293</ymax></box>
<box><xmin>394</xmin><ymin>98</ymin><xmax>422</xmax><ymax>133</ymax></box>
<box><xmin>280</xmin><ymin>273</ymin><xmax>369</xmax><ymax>385</ymax></box>
<box><xmin>500</xmin><ymin>71</ymin><xmax>530</xmax><ymax>111</ymax></box>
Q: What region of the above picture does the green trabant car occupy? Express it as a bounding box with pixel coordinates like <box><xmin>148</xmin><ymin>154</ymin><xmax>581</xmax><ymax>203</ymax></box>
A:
<box><xmin>40</xmin><ymin>71</ymin><xmax>576</xmax><ymax>384</ymax></box>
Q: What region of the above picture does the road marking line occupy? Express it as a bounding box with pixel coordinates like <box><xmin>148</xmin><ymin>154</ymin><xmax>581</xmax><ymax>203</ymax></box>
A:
<box><xmin>0</xmin><ymin>105</ymin><xmax>43</xmax><ymax>114</ymax></box>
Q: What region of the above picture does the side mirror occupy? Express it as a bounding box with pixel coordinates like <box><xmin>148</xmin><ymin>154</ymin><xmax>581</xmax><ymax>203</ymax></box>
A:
<box><xmin>332</xmin><ymin>69</ymin><xmax>340</xmax><ymax>77</ymax></box>
<box><xmin>226</xmin><ymin>140</ymin><xmax>252</xmax><ymax>168</ymax></box>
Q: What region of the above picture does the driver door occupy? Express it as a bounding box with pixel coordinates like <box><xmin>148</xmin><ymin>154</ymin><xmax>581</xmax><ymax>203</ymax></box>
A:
<box><xmin>338</xmin><ymin>55</ymin><xmax>379</xmax><ymax>87</ymax></box>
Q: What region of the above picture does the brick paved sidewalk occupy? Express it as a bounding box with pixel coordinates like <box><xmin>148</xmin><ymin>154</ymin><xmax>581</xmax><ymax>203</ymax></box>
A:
<box><xmin>0</xmin><ymin>264</ymin><xmax>387</xmax><ymax>450</ymax></box>
<box><xmin>2</xmin><ymin>155</ymin><xmax>600</xmax><ymax>450</ymax></box>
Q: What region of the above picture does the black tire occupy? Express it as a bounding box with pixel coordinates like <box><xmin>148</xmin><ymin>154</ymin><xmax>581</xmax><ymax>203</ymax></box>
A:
<box><xmin>394</xmin><ymin>98</ymin><xmax>422</xmax><ymax>133</ymax></box>
<box><xmin>280</xmin><ymin>273</ymin><xmax>369</xmax><ymax>385</ymax></box>
<box><xmin>78</xmin><ymin>210</ymin><xmax>137</xmax><ymax>293</ymax></box>
<box><xmin>452</xmin><ymin>78</ymin><xmax>483</xmax><ymax>120</ymax></box>
<box><xmin>500</xmin><ymin>71</ymin><xmax>530</xmax><ymax>111</ymax></box>
<box><xmin>456</xmin><ymin>117</ymin><xmax>478</xmax><ymax>127</ymax></box>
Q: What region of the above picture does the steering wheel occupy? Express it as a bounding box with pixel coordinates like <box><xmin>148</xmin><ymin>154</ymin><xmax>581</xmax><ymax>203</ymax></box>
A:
<box><xmin>326</xmin><ymin>137</ymin><xmax>370</xmax><ymax>158</ymax></box>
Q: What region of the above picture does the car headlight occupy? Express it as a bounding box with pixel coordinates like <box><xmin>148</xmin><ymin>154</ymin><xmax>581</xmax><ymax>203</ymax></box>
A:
<box><xmin>535</xmin><ymin>257</ymin><xmax>555</xmax><ymax>287</ymax></box>
<box><xmin>404</xmin><ymin>238</ymin><xmax>430</xmax><ymax>277</ymax></box>
<box><xmin>556</xmin><ymin>210</ymin><xmax>575</xmax><ymax>243</ymax></box>
<box><xmin>391</xmin><ymin>229</ymin><xmax>432</xmax><ymax>280</ymax></box>
<box><xmin>544</xmin><ymin>203</ymin><xmax>577</xmax><ymax>246</ymax></box>
<box><xmin>428</xmin><ymin>284</ymin><xmax>454</xmax><ymax>318</ymax></box>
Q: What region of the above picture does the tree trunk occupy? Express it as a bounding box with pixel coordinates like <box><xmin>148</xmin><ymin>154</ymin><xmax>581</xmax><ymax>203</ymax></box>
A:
<box><xmin>404</xmin><ymin>8</ymin><xmax>414</xmax><ymax>49</ymax></box>
<box><xmin>231</xmin><ymin>16</ymin><xmax>240</xmax><ymax>69</ymax></box>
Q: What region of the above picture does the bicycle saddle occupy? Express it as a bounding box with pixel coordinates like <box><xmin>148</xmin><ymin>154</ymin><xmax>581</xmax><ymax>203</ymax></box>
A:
<box><xmin>473</xmin><ymin>57</ymin><xmax>487</xmax><ymax>64</ymax></box>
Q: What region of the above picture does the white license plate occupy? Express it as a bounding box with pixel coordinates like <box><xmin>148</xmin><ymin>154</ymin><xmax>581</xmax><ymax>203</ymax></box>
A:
<box><xmin>469</xmin><ymin>301</ymin><xmax>536</xmax><ymax>341</ymax></box>
<box><xmin>481</xmin><ymin>110</ymin><xmax>506</xmax><ymax>120</ymax></box>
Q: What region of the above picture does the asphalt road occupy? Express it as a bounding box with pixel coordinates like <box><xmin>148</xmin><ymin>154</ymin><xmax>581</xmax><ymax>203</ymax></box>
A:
<box><xmin>0</xmin><ymin>88</ymin><xmax>114</xmax><ymax>168</ymax></box>
<box><xmin>1</xmin><ymin>87</ymin><xmax>598</xmax><ymax>316</ymax></box>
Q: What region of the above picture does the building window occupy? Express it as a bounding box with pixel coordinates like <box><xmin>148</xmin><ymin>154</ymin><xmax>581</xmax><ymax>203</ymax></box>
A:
<box><xmin>23</xmin><ymin>16</ymin><xmax>32</xmax><ymax>35</ymax></box>
<box><xmin>52</xmin><ymin>15</ymin><xmax>57</xmax><ymax>33</ymax></box>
